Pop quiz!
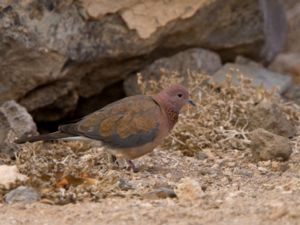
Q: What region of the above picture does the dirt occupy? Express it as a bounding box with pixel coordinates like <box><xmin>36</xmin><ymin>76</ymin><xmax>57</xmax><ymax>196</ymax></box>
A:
<box><xmin>2</xmin><ymin>145</ymin><xmax>300</xmax><ymax>225</ymax></box>
<box><xmin>1</xmin><ymin>72</ymin><xmax>300</xmax><ymax>224</ymax></box>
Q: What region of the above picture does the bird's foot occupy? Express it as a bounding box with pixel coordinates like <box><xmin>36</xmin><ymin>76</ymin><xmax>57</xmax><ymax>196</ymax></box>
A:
<box><xmin>126</xmin><ymin>160</ymin><xmax>139</xmax><ymax>173</ymax></box>
<box><xmin>108</xmin><ymin>154</ymin><xmax>119</xmax><ymax>170</ymax></box>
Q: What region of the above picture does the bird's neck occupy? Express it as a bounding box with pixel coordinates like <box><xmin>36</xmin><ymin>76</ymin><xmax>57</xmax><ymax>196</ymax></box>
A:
<box><xmin>152</xmin><ymin>95</ymin><xmax>179</xmax><ymax>130</ymax></box>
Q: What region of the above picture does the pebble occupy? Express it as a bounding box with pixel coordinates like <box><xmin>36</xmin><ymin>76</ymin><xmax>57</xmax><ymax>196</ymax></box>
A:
<box><xmin>118</xmin><ymin>178</ymin><xmax>133</xmax><ymax>191</ymax></box>
<box><xmin>0</xmin><ymin>165</ymin><xmax>28</xmax><ymax>189</ymax></box>
<box><xmin>175</xmin><ymin>177</ymin><xmax>204</xmax><ymax>201</ymax></box>
<box><xmin>196</xmin><ymin>152</ymin><xmax>208</xmax><ymax>160</ymax></box>
<box><xmin>4</xmin><ymin>186</ymin><xmax>40</xmax><ymax>204</ymax></box>
<box><xmin>143</xmin><ymin>187</ymin><xmax>176</xmax><ymax>199</ymax></box>
<box><xmin>234</xmin><ymin>168</ymin><xmax>253</xmax><ymax>177</ymax></box>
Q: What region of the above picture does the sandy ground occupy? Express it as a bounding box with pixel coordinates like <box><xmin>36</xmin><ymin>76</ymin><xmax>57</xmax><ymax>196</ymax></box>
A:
<box><xmin>1</xmin><ymin>144</ymin><xmax>300</xmax><ymax>225</ymax></box>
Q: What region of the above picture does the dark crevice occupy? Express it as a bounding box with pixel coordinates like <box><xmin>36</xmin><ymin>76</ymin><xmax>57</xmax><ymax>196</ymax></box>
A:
<box><xmin>36</xmin><ymin>80</ymin><xmax>126</xmax><ymax>133</ymax></box>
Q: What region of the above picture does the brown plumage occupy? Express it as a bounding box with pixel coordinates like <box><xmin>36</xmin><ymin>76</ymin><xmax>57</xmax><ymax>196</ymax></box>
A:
<box><xmin>16</xmin><ymin>84</ymin><xmax>195</xmax><ymax>172</ymax></box>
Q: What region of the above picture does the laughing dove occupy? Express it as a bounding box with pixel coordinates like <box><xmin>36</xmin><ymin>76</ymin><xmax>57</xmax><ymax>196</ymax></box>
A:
<box><xmin>16</xmin><ymin>84</ymin><xmax>195</xmax><ymax>172</ymax></box>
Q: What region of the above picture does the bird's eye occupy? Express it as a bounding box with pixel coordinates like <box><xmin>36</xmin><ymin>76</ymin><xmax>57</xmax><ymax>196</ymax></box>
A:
<box><xmin>177</xmin><ymin>93</ymin><xmax>183</xmax><ymax>98</ymax></box>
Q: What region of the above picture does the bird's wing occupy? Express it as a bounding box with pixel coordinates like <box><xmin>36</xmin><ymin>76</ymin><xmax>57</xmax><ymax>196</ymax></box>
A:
<box><xmin>59</xmin><ymin>95</ymin><xmax>161</xmax><ymax>148</ymax></box>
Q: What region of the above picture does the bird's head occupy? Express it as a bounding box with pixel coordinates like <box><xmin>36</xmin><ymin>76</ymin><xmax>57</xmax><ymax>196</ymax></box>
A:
<box><xmin>155</xmin><ymin>84</ymin><xmax>195</xmax><ymax>113</ymax></box>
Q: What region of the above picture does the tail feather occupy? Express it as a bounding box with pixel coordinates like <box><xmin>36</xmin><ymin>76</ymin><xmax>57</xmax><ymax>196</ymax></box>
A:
<box><xmin>15</xmin><ymin>131</ymin><xmax>74</xmax><ymax>144</ymax></box>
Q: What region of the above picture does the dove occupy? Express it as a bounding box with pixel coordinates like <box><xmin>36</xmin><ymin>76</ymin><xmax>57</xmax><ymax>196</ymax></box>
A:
<box><xmin>15</xmin><ymin>84</ymin><xmax>195</xmax><ymax>172</ymax></box>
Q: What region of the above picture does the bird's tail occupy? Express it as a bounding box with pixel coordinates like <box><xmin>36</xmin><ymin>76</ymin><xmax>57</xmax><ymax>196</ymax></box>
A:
<box><xmin>15</xmin><ymin>131</ymin><xmax>73</xmax><ymax>144</ymax></box>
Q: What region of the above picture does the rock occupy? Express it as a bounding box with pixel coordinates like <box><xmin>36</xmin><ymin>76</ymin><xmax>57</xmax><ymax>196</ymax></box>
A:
<box><xmin>196</xmin><ymin>152</ymin><xmax>209</xmax><ymax>161</ymax></box>
<box><xmin>4</xmin><ymin>186</ymin><xmax>40</xmax><ymax>204</ymax></box>
<box><xmin>73</xmin><ymin>81</ymin><xmax>126</xmax><ymax>119</ymax></box>
<box><xmin>0</xmin><ymin>165</ymin><xmax>28</xmax><ymax>189</ymax></box>
<box><xmin>124</xmin><ymin>48</ymin><xmax>222</xmax><ymax>95</ymax></box>
<box><xmin>0</xmin><ymin>100</ymin><xmax>38</xmax><ymax>139</ymax></box>
<box><xmin>117</xmin><ymin>178</ymin><xmax>133</xmax><ymax>191</ymax></box>
<box><xmin>248</xmin><ymin>128</ymin><xmax>292</xmax><ymax>161</ymax></box>
<box><xmin>269</xmin><ymin>53</ymin><xmax>300</xmax><ymax>82</ymax></box>
<box><xmin>281</xmin><ymin>85</ymin><xmax>300</xmax><ymax>105</ymax></box>
<box><xmin>212</xmin><ymin>63</ymin><xmax>291</xmax><ymax>94</ymax></box>
<box><xmin>248</xmin><ymin>100</ymin><xmax>296</xmax><ymax>138</ymax></box>
<box><xmin>0</xmin><ymin>0</ymin><xmax>286</xmax><ymax>122</ymax></box>
<box><xmin>143</xmin><ymin>187</ymin><xmax>176</xmax><ymax>199</ymax></box>
<box><xmin>284</xmin><ymin>0</ymin><xmax>299</xmax><ymax>10</ymax></box>
<box><xmin>0</xmin><ymin>100</ymin><xmax>38</xmax><ymax>157</ymax></box>
<box><xmin>175</xmin><ymin>177</ymin><xmax>204</xmax><ymax>201</ymax></box>
<box><xmin>283</xmin><ymin>1</ymin><xmax>300</xmax><ymax>52</ymax></box>
<box><xmin>233</xmin><ymin>168</ymin><xmax>253</xmax><ymax>177</ymax></box>
<box><xmin>29</xmin><ymin>89</ymin><xmax>79</xmax><ymax>122</ymax></box>
<box><xmin>271</xmin><ymin>161</ymin><xmax>289</xmax><ymax>172</ymax></box>
<box><xmin>235</xmin><ymin>55</ymin><xmax>264</xmax><ymax>67</ymax></box>
<box><xmin>268</xmin><ymin>207</ymin><xmax>288</xmax><ymax>220</ymax></box>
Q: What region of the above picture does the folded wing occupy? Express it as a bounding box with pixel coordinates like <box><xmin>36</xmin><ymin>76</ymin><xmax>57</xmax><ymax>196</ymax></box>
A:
<box><xmin>59</xmin><ymin>95</ymin><xmax>161</xmax><ymax>148</ymax></box>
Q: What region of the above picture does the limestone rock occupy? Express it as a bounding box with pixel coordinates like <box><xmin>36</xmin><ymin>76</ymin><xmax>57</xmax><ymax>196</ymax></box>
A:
<box><xmin>212</xmin><ymin>63</ymin><xmax>291</xmax><ymax>94</ymax></box>
<box><xmin>283</xmin><ymin>1</ymin><xmax>300</xmax><ymax>52</ymax></box>
<box><xmin>248</xmin><ymin>128</ymin><xmax>292</xmax><ymax>161</ymax></box>
<box><xmin>0</xmin><ymin>100</ymin><xmax>37</xmax><ymax>157</ymax></box>
<box><xmin>124</xmin><ymin>48</ymin><xmax>222</xmax><ymax>95</ymax></box>
<box><xmin>0</xmin><ymin>0</ymin><xmax>286</xmax><ymax>122</ymax></box>
<box><xmin>269</xmin><ymin>53</ymin><xmax>300</xmax><ymax>82</ymax></box>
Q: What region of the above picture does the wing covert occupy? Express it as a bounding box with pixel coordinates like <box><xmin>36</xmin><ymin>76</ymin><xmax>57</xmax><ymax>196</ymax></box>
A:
<box><xmin>59</xmin><ymin>95</ymin><xmax>161</xmax><ymax>148</ymax></box>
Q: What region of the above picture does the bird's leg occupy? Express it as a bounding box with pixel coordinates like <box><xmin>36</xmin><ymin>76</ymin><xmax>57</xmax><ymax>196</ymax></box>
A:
<box><xmin>126</xmin><ymin>160</ymin><xmax>139</xmax><ymax>173</ymax></box>
<box><xmin>110</xmin><ymin>154</ymin><xmax>118</xmax><ymax>165</ymax></box>
<box><xmin>108</xmin><ymin>153</ymin><xmax>119</xmax><ymax>169</ymax></box>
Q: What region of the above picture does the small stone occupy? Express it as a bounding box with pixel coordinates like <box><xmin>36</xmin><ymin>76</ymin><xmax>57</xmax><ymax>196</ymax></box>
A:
<box><xmin>175</xmin><ymin>177</ymin><xmax>204</xmax><ymax>201</ymax></box>
<box><xmin>225</xmin><ymin>191</ymin><xmax>245</xmax><ymax>202</ymax></box>
<box><xmin>263</xmin><ymin>184</ymin><xmax>275</xmax><ymax>190</ymax></box>
<box><xmin>249</xmin><ymin>128</ymin><xmax>292</xmax><ymax>161</ymax></box>
<box><xmin>4</xmin><ymin>186</ymin><xmax>40</xmax><ymax>204</ymax></box>
<box><xmin>143</xmin><ymin>187</ymin><xmax>176</xmax><ymax>199</ymax></box>
<box><xmin>227</xmin><ymin>162</ymin><xmax>236</xmax><ymax>167</ymax></box>
<box><xmin>258</xmin><ymin>166</ymin><xmax>268</xmax><ymax>174</ymax></box>
<box><xmin>260</xmin><ymin>160</ymin><xmax>272</xmax><ymax>167</ymax></box>
<box><xmin>0</xmin><ymin>165</ymin><xmax>28</xmax><ymax>189</ymax></box>
<box><xmin>118</xmin><ymin>178</ymin><xmax>133</xmax><ymax>191</ymax></box>
<box><xmin>234</xmin><ymin>168</ymin><xmax>253</xmax><ymax>177</ymax></box>
<box><xmin>271</xmin><ymin>161</ymin><xmax>289</xmax><ymax>172</ymax></box>
<box><xmin>196</xmin><ymin>152</ymin><xmax>208</xmax><ymax>160</ymax></box>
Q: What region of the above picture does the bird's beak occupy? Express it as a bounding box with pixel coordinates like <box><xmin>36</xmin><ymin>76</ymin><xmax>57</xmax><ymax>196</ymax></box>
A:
<box><xmin>187</xmin><ymin>99</ymin><xmax>196</xmax><ymax>106</ymax></box>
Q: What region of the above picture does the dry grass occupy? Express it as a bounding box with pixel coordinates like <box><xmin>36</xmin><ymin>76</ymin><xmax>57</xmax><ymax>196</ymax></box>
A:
<box><xmin>1</xmin><ymin>70</ymin><xmax>300</xmax><ymax>204</ymax></box>
<box><xmin>137</xmin><ymin>70</ymin><xmax>300</xmax><ymax>156</ymax></box>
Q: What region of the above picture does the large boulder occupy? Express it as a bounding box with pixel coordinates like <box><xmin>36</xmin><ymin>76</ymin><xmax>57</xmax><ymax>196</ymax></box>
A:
<box><xmin>0</xmin><ymin>0</ymin><xmax>287</xmax><ymax>122</ymax></box>
<box><xmin>124</xmin><ymin>48</ymin><xmax>222</xmax><ymax>95</ymax></box>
